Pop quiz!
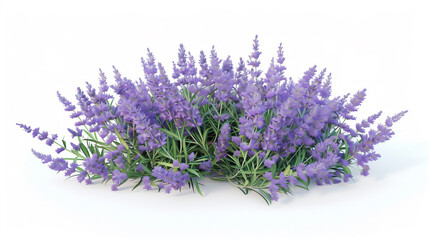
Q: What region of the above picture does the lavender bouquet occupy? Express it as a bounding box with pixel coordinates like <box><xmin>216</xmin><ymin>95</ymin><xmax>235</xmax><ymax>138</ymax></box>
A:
<box><xmin>17</xmin><ymin>36</ymin><xmax>407</xmax><ymax>204</ymax></box>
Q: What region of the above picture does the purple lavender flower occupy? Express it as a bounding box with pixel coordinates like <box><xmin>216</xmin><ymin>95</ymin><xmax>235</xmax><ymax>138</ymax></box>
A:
<box><xmin>113</xmin><ymin>155</ymin><xmax>125</xmax><ymax>169</ymax></box>
<box><xmin>57</xmin><ymin>91</ymin><xmax>76</xmax><ymax>112</ymax></box>
<box><xmin>112</xmin><ymin>169</ymin><xmax>128</xmax><ymax>186</ymax></box>
<box><xmin>264</xmin><ymin>159</ymin><xmax>275</xmax><ymax>168</ymax></box>
<box><xmin>136</xmin><ymin>164</ymin><xmax>144</xmax><ymax>172</ymax></box>
<box><xmin>143</xmin><ymin>176</ymin><xmax>152</xmax><ymax>190</ymax></box>
<box><xmin>142</xmin><ymin>49</ymin><xmax>202</xmax><ymax>128</ymax></box>
<box><xmin>268</xmin><ymin>182</ymin><xmax>280</xmax><ymax>201</ymax></box>
<box><xmin>288</xmin><ymin>175</ymin><xmax>299</xmax><ymax>186</ymax></box>
<box><xmin>180</xmin><ymin>163</ymin><xmax>189</xmax><ymax>171</ymax></box>
<box><xmin>45</xmin><ymin>134</ymin><xmax>58</xmax><ymax>146</ymax></box>
<box><xmin>172</xmin><ymin>160</ymin><xmax>180</xmax><ymax>168</ymax></box>
<box><xmin>83</xmin><ymin>153</ymin><xmax>109</xmax><ymax>180</ymax></box>
<box><xmin>215</xmin><ymin>123</ymin><xmax>231</xmax><ymax>161</ymax></box>
<box><xmin>55</xmin><ymin>147</ymin><xmax>65</xmax><ymax>154</ymax></box>
<box><xmin>70</xmin><ymin>142</ymin><xmax>80</xmax><ymax>151</ymax></box>
<box><xmin>32</xmin><ymin>127</ymin><xmax>40</xmax><ymax>138</ymax></box>
<box><xmin>188</xmin><ymin>152</ymin><xmax>195</xmax><ymax>162</ymax></box>
<box><xmin>37</xmin><ymin>131</ymin><xmax>48</xmax><ymax>140</ymax></box>
<box><xmin>16</xmin><ymin>123</ymin><xmax>32</xmax><ymax>133</ymax></box>
<box><xmin>77</xmin><ymin>171</ymin><xmax>87</xmax><ymax>183</ymax></box>
<box><xmin>105</xmin><ymin>134</ymin><xmax>116</xmax><ymax>145</ymax></box>
<box><xmin>32</xmin><ymin>149</ymin><xmax>53</xmax><ymax>164</ymax></box>
<box><xmin>151</xmin><ymin>166</ymin><xmax>190</xmax><ymax>192</ymax></box>
<box><xmin>234</xmin><ymin>150</ymin><xmax>240</xmax><ymax>157</ymax></box>
<box><xmin>65</xmin><ymin>162</ymin><xmax>78</xmax><ymax>176</ymax></box>
<box><xmin>68</xmin><ymin>128</ymin><xmax>83</xmax><ymax>138</ymax></box>
<box><xmin>247</xmin><ymin>35</ymin><xmax>262</xmax><ymax>80</ymax></box>
<box><xmin>199</xmin><ymin>161</ymin><xmax>211</xmax><ymax>172</ymax></box>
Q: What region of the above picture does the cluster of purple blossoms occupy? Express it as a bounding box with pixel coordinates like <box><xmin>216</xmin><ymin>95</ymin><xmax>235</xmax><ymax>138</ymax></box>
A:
<box><xmin>215</xmin><ymin>123</ymin><xmax>231</xmax><ymax>161</ymax></box>
<box><xmin>151</xmin><ymin>166</ymin><xmax>190</xmax><ymax>193</ymax></box>
<box><xmin>17</xmin><ymin>36</ymin><xmax>406</xmax><ymax>203</ymax></box>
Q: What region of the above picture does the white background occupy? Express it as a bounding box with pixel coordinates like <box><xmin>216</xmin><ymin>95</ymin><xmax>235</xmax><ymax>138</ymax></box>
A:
<box><xmin>1</xmin><ymin>0</ymin><xmax>428</xmax><ymax>239</ymax></box>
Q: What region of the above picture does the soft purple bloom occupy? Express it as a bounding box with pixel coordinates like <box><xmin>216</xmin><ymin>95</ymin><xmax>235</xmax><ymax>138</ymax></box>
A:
<box><xmin>105</xmin><ymin>134</ymin><xmax>116</xmax><ymax>145</ymax></box>
<box><xmin>83</xmin><ymin>153</ymin><xmax>109</xmax><ymax>180</ymax></box>
<box><xmin>234</xmin><ymin>150</ymin><xmax>240</xmax><ymax>157</ymax></box>
<box><xmin>16</xmin><ymin>123</ymin><xmax>32</xmax><ymax>133</ymax></box>
<box><xmin>215</xmin><ymin>123</ymin><xmax>231</xmax><ymax>161</ymax></box>
<box><xmin>113</xmin><ymin>155</ymin><xmax>125</xmax><ymax>169</ymax></box>
<box><xmin>65</xmin><ymin>162</ymin><xmax>78</xmax><ymax>176</ymax></box>
<box><xmin>70</xmin><ymin>142</ymin><xmax>80</xmax><ymax>151</ymax></box>
<box><xmin>70</xmin><ymin>111</ymin><xmax>82</xmax><ymax>119</ymax></box>
<box><xmin>77</xmin><ymin>171</ymin><xmax>87</xmax><ymax>183</ymax></box>
<box><xmin>57</xmin><ymin>91</ymin><xmax>76</xmax><ymax>112</ymax></box>
<box><xmin>296</xmin><ymin>164</ymin><xmax>306</xmax><ymax>180</ymax></box>
<box><xmin>268</xmin><ymin>182</ymin><xmax>279</xmax><ymax>201</ymax></box>
<box><xmin>143</xmin><ymin>176</ymin><xmax>152</xmax><ymax>190</ymax></box>
<box><xmin>173</xmin><ymin>160</ymin><xmax>180</xmax><ymax>168</ymax></box>
<box><xmin>278</xmin><ymin>172</ymin><xmax>288</xmax><ymax>189</ymax></box>
<box><xmin>231</xmin><ymin>136</ymin><xmax>242</xmax><ymax>145</ymax></box>
<box><xmin>263</xmin><ymin>171</ymin><xmax>273</xmax><ymax>181</ymax></box>
<box><xmin>46</xmin><ymin>134</ymin><xmax>58</xmax><ymax>146</ymax></box>
<box><xmin>99</xmin><ymin>128</ymin><xmax>109</xmax><ymax>139</ymax></box>
<box><xmin>343</xmin><ymin>174</ymin><xmax>353</xmax><ymax>183</ymax></box>
<box><xmin>361</xmin><ymin>165</ymin><xmax>370</xmax><ymax>176</ymax></box>
<box><xmin>32</xmin><ymin>149</ymin><xmax>53</xmax><ymax>164</ymax></box>
<box><xmin>32</xmin><ymin>128</ymin><xmax>40</xmax><ymax>138</ymax></box>
<box><xmin>180</xmin><ymin>163</ymin><xmax>189</xmax><ymax>171</ymax></box>
<box><xmin>112</xmin><ymin>169</ymin><xmax>128</xmax><ymax>186</ymax></box>
<box><xmin>188</xmin><ymin>152</ymin><xmax>195</xmax><ymax>162</ymax></box>
<box><xmin>151</xmin><ymin>166</ymin><xmax>189</xmax><ymax>192</ymax></box>
<box><xmin>199</xmin><ymin>161</ymin><xmax>211</xmax><ymax>172</ymax></box>
<box><xmin>68</xmin><ymin>128</ymin><xmax>83</xmax><ymax>138</ymax></box>
<box><xmin>55</xmin><ymin>147</ymin><xmax>65</xmax><ymax>154</ymax></box>
<box><xmin>288</xmin><ymin>175</ymin><xmax>299</xmax><ymax>186</ymax></box>
<box><xmin>264</xmin><ymin>159</ymin><xmax>275</xmax><ymax>168</ymax></box>
<box><xmin>136</xmin><ymin>164</ymin><xmax>144</xmax><ymax>172</ymax></box>
<box><xmin>38</xmin><ymin>131</ymin><xmax>48</xmax><ymax>140</ymax></box>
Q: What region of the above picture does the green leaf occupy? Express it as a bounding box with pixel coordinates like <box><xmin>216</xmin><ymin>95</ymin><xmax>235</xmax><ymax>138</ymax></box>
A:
<box><xmin>342</xmin><ymin>166</ymin><xmax>351</xmax><ymax>174</ymax></box>
<box><xmin>80</xmin><ymin>143</ymin><xmax>90</xmax><ymax>157</ymax></box>
<box><xmin>187</xmin><ymin>168</ymin><xmax>202</xmax><ymax>178</ymax></box>
<box><xmin>83</xmin><ymin>129</ymin><xmax>95</xmax><ymax>140</ymax></box>
<box><xmin>132</xmin><ymin>178</ymin><xmax>143</xmax><ymax>191</ymax></box>
<box><xmin>88</xmin><ymin>144</ymin><xmax>95</xmax><ymax>154</ymax></box>
<box><xmin>114</xmin><ymin>128</ymin><xmax>129</xmax><ymax>150</ymax></box>
<box><xmin>95</xmin><ymin>145</ymin><xmax>101</xmax><ymax>156</ymax></box>
<box><xmin>283</xmin><ymin>165</ymin><xmax>292</xmax><ymax>176</ymax></box>
<box><xmin>62</xmin><ymin>140</ymin><xmax>67</xmax><ymax>149</ymax></box>
<box><xmin>159</xmin><ymin>128</ymin><xmax>181</xmax><ymax>141</ymax></box>
<box><xmin>126</xmin><ymin>148</ymin><xmax>131</xmax><ymax>164</ymax></box>
<box><xmin>157</xmin><ymin>162</ymin><xmax>173</xmax><ymax>168</ymax></box>
<box><xmin>193</xmin><ymin>177</ymin><xmax>203</xmax><ymax>197</ymax></box>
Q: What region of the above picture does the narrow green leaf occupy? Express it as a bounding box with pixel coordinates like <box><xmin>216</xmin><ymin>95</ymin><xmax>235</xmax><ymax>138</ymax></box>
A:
<box><xmin>114</xmin><ymin>128</ymin><xmax>129</xmax><ymax>150</ymax></box>
<box><xmin>88</xmin><ymin>144</ymin><xmax>95</xmax><ymax>154</ymax></box>
<box><xmin>132</xmin><ymin>178</ymin><xmax>143</xmax><ymax>191</ymax></box>
<box><xmin>194</xmin><ymin>177</ymin><xmax>203</xmax><ymax>197</ymax></box>
<box><xmin>157</xmin><ymin>162</ymin><xmax>173</xmax><ymax>168</ymax></box>
<box><xmin>80</xmin><ymin>143</ymin><xmax>90</xmax><ymax>157</ymax></box>
<box><xmin>187</xmin><ymin>168</ymin><xmax>202</xmax><ymax>178</ymax></box>
<box><xmin>159</xmin><ymin>128</ymin><xmax>181</xmax><ymax>141</ymax></box>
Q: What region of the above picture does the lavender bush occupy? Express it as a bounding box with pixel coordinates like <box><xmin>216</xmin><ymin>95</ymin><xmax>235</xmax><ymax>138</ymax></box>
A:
<box><xmin>17</xmin><ymin>36</ymin><xmax>407</xmax><ymax>204</ymax></box>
